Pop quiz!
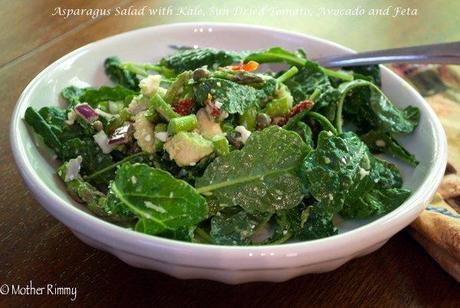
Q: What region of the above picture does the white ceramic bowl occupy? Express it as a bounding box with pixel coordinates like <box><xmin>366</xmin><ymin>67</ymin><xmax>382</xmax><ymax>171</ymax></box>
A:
<box><xmin>10</xmin><ymin>23</ymin><xmax>447</xmax><ymax>284</ymax></box>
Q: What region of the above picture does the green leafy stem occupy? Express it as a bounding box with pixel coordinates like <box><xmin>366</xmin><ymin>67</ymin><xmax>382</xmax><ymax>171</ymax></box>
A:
<box><xmin>277</xmin><ymin>66</ymin><xmax>299</xmax><ymax>83</ymax></box>
<box><xmin>110</xmin><ymin>182</ymin><xmax>170</xmax><ymax>230</ymax></box>
<box><xmin>84</xmin><ymin>151</ymin><xmax>148</xmax><ymax>181</ymax></box>
<box><xmin>335</xmin><ymin>79</ymin><xmax>387</xmax><ymax>134</ymax></box>
<box><xmin>285</xmin><ymin>111</ymin><xmax>338</xmax><ymax>135</ymax></box>
<box><xmin>196</xmin><ymin>167</ymin><xmax>294</xmax><ymax>194</ymax></box>
<box><xmin>121</xmin><ymin>63</ymin><xmax>176</xmax><ymax>78</ymax></box>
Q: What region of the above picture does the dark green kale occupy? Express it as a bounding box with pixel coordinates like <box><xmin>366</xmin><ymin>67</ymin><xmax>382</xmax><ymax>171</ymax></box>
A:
<box><xmin>61</xmin><ymin>85</ymin><xmax>137</xmax><ymax>107</ymax></box>
<box><xmin>80</xmin><ymin>86</ymin><xmax>137</xmax><ymax>106</ymax></box>
<box><xmin>337</xmin><ymin>79</ymin><xmax>420</xmax><ymax>134</ymax></box>
<box><xmin>360</xmin><ymin>130</ymin><xmax>418</xmax><ymax>166</ymax></box>
<box><xmin>194</xmin><ymin>77</ymin><xmax>261</xmax><ymax>114</ymax></box>
<box><xmin>284</xmin><ymin>64</ymin><xmax>341</xmax><ymax>120</ymax></box>
<box><xmin>61</xmin><ymin>138</ymin><xmax>113</xmax><ymax>184</ymax></box>
<box><xmin>160</xmin><ymin>48</ymin><xmax>241</xmax><ymax>73</ymax></box>
<box><xmin>210</xmin><ymin>207</ymin><xmax>271</xmax><ymax>245</ymax></box>
<box><xmin>270</xmin><ymin>201</ymin><xmax>337</xmax><ymax>243</ymax></box>
<box><xmin>244</xmin><ymin>47</ymin><xmax>353</xmax><ymax>82</ymax></box>
<box><xmin>38</xmin><ymin>106</ymin><xmax>87</xmax><ymax>141</ymax></box>
<box><xmin>301</xmin><ymin>131</ymin><xmax>374</xmax><ymax>213</ymax></box>
<box><xmin>57</xmin><ymin>160</ymin><xmax>134</xmax><ymax>223</ymax></box>
<box><xmin>24</xmin><ymin>107</ymin><xmax>62</xmax><ymax>154</ymax></box>
<box><xmin>61</xmin><ymin>86</ymin><xmax>87</xmax><ymax>107</ymax></box>
<box><xmin>196</xmin><ymin>127</ymin><xmax>308</xmax><ymax>214</ymax></box>
<box><xmin>289</xmin><ymin>121</ymin><xmax>314</xmax><ymax>151</ymax></box>
<box><xmin>300</xmin><ymin>131</ymin><xmax>410</xmax><ymax>218</ymax></box>
<box><xmin>372</xmin><ymin>157</ymin><xmax>404</xmax><ymax>189</ymax></box>
<box><xmin>340</xmin><ymin>188</ymin><xmax>411</xmax><ymax>219</ymax></box>
<box><xmin>244</xmin><ymin>47</ymin><xmax>308</xmax><ymax>67</ymax></box>
<box><xmin>345</xmin><ymin>65</ymin><xmax>381</xmax><ymax>86</ymax></box>
<box><xmin>104</xmin><ymin>57</ymin><xmax>140</xmax><ymax>91</ymax></box>
<box><xmin>299</xmin><ymin>204</ymin><xmax>338</xmax><ymax>240</ymax></box>
<box><xmin>110</xmin><ymin>163</ymin><xmax>208</xmax><ymax>235</ymax></box>
<box><xmin>38</xmin><ymin>106</ymin><xmax>67</xmax><ymax>128</ymax></box>
<box><xmin>285</xmin><ymin>63</ymin><xmax>331</xmax><ymax>102</ymax></box>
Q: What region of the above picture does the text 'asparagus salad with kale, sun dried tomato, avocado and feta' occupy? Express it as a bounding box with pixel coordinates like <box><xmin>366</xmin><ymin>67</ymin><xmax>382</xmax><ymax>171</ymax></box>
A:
<box><xmin>24</xmin><ymin>47</ymin><xmax>420</xmax><ymax>245</ymax></box>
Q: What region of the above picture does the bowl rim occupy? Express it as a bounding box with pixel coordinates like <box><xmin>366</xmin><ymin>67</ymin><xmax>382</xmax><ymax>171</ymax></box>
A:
<box><xmin>10</xmin><ymin>22</ymin><xmax>447</xmax><ymax>269</ymax></box>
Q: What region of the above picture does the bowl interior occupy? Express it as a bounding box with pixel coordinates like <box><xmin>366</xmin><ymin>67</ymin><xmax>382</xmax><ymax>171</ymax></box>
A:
<box><xmin>13</xmin><ymin>23</ymin><xmax>441</xmax><ymax>237</ymax></box>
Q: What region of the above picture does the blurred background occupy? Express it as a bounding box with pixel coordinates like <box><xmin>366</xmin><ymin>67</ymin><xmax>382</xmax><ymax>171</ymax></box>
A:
<box><xmin>1</xmin><ymin>0</ymin><xmax>460</xmax><ymax>69</ymax></box>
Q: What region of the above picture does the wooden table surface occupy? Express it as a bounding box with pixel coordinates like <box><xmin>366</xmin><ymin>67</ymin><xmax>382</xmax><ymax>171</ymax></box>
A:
<box><xmin>1</xmin><ymin>1</ymin><xmax>459</xmax><ymax>306</ymax></box>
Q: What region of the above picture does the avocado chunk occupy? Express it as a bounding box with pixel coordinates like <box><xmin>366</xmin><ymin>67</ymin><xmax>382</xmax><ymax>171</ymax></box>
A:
<box><xmin>196</xmin><ymin>108</ymin><xmax>223</xmax><ymax>139</ymax></box>
<box><xmin>164</xmin><ymin>132</ymin><xmax>214</xmax><ymax>167</ymax></box>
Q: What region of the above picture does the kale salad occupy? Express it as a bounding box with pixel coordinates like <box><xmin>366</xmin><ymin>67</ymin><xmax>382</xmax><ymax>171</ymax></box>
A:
<box><xmin>24</xmin><ymin>47</ymin><xmax>420</xmax><ymax>245</ymax></box>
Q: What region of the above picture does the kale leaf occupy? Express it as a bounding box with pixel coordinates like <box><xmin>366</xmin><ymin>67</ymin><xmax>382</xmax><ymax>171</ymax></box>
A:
<box><xmin>301</xmin><ymin>131</ymin><xmax>374</xmax><ymax>213</ymax></box>
<box><xmin>24</xmin><ymin>107</ymin><xmax>62</xmax><ymax>154</ymax></box>
<box><xmin>340</xmin><ymin>188</ymin><xmax>410</xmax><ymax>219</ymax></box>
<box><xmin>38</xmin><ymin>106</ymin><xmax>87</xmax><ymax>141</ymax></box>
<box><xmin>345</xmin><ymin>65</ymin><xmax>381</xmax><ymax>86</ymax></box>
<box><xmin>299</xmin><ymin>204</ymin><xmax>338</xmax><ymax>240</ymax></box>
<box><xmin>194</xmin><ymin>77</ymin><xmax>260</xmax><ymax>114</ymax></box>
<box><xmin>270</xmin><ymin>202</ymin><xmax>337</xmax><ymax>243</ymax></box>
<box><xmin>110</xmin><ymin>163</ymin><xmax>208</xmax><ymax>235</ymax></box>
<box><xmin>80</xmin><ymin>86</ymin><xmax>137</xmax><ymax>106</ymax></box>
<box><xmin>337</xmin><ymin>79</ymin><xmax>420</xmax><ymax>134</ymax></box>
<box><xmin>38</xmin><ymin>106</ymin><xmax>67</xmax><ymax>128</ymax></box>
<box><xmin>57</xmin><ymin>160</ymin><xmax>134</xmax><ymax>222</ymax></box>
<box><xmin>210</xmin><ymin>207</ymin><xmax>272</xmax><ymax>245</ymax></box>
<box><xmin>244</xmin><ymin>47</ymin><xmax>352</xmax><ymax>83</ymax></box>
<box><xmin>301</xmin><ymin>131</ymin><xmax>410</xmax><ymax>218</ymax></box>
<box><xmin>244</xmin><ymin>47</ymin><xmax>308</xmax><ymax>67</ymax></box>
<box><xmin>196</xmin><ymin>126</ymin><xmax>308</xmax><ymax>213</ymax></box>
<box><xmin>61</xmin><ymin>138</ymin><xmax>113</xmax><ymax>183</ymax></box>
<box><xmin>160</xmin><ymin>48</ymin><xmax>241</xmax><ymax>73</ymax></box>
<box><xmin>285</xmin><ymin>63</ymin><xmax>330</xmax><ymax>102</ymax></box>
<box><xmin>372</xmin><ymin>157</ymin><xmax>404</xmax><ymax>189</ymax></box>
<box><xmin>289</xmin><ymin>121</ymin><xmax>314</xmax><ymax>151</ymax></box>
<box><xmin>284</xmin><ymin>64</ymin><xmax>340</xmax><ymax>120</ymax></box>
<box><xmin>104</xmin><ymin>57</ymin><xmax>140</xmax><ymax>91</ymax></box>
<box><xmin>61</xmin><ymin>86</ymin><xmax>87</xmax><ymax>107</ymax></box>
<box><xmin>61</xmin><ymin>85</ymin><xmax>137</xmax><ymax>107</ymax></box>
<box><xmin>360</xmin><ymin>130</ymin><xmax>418</xmax><ymax>166</ymax></box>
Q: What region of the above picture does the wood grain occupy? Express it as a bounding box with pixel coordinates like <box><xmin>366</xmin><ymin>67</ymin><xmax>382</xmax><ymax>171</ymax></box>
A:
<box><xmin>0</xmin><ymin>0</ymin><xmax>459</xmax><ymax>306</ymax></box>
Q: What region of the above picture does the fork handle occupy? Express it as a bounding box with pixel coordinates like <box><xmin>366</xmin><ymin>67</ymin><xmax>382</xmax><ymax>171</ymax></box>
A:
<box><xmin>315</xmin><ymin>41</ymin><xmax>460</xmax><ymax>67</ymax></box>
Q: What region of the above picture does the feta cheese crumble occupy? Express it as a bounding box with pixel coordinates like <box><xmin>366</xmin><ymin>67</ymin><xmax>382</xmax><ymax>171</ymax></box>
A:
<box><xmin>139</xmin><ymin>75</ymin><xmax>162</xmax><ymax>96</ymax></box>
<box><xmin>235</xmin><ymin>125</ymin><xmax>252</xmax><ymax>144</ymax></box>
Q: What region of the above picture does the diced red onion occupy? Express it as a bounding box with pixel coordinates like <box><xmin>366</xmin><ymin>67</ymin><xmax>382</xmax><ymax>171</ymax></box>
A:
<box><xmin>75</xmin><ymin>103</ymin><xmax>99</xmax><ymax>123</ymax></box>
<box><xmin>108</xmin><ymin>123</ymin><xmax>134</xmax><ymax>145</ymax></box>
<box><xmin>93</xmin><ymin>130</ymin><xmax>114</xmax><ymax>154</ymax></box>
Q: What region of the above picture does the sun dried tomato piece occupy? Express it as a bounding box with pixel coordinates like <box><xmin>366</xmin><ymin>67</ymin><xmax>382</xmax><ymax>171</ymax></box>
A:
<box><xmin>173</xmin><ymin>98</ymin><xmax>195</xmax><ymax>115</ymax></box>
<box><xmin>289</xmin><ymin>100</ymin><xmax>313</xmax><ymax>117</ymax></box>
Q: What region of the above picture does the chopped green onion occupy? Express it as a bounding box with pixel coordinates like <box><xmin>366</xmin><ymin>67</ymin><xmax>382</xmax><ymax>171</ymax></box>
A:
<box><xmin>168</xmin><ymin>114</ymin><xmax>197</xmax><ymax>135</ymax></box>
<box><xmin>150</xmin><ymin>94</ymin><xmax>179</xmax><ymax>122</ymax></box>
<box><xmin>276</xmin><ymin>66</ymin><xmax>299</xmax><ymax>83</ymax></box>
